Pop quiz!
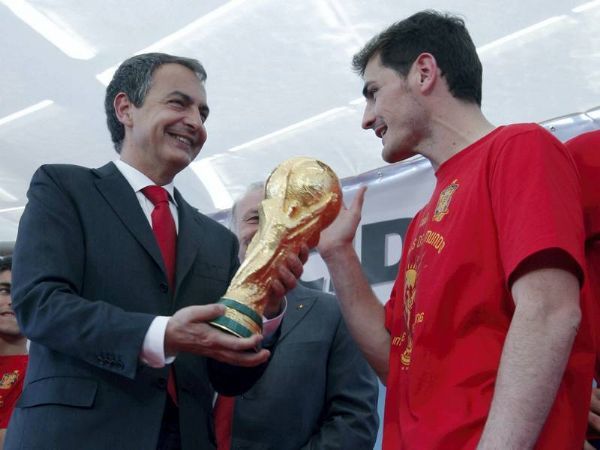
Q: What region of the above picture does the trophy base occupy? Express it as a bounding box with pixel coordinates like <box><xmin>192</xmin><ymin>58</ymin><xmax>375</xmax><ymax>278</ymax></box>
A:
<box><xmin>209</xmin><ymin>297</ymin><xmax>263</xmax><ymax>338</ymax></box>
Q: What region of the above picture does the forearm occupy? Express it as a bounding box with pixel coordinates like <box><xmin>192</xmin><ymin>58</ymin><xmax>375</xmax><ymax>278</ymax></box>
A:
<box><xmin>322</xmin><ymin>244</ymin><xmax>390</xmax><ymax>382</ymax></box>
<box><xmin>478</xmin><ymin>299</ymin><xmax>581</xmax><ymax>449</ymax></box>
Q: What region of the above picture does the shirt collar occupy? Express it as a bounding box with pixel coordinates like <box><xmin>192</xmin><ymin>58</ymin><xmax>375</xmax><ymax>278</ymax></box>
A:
<box><xmin>114</xmin><ymin>159</ymin><xmax>177</xmax><ymax>204</ymax></box>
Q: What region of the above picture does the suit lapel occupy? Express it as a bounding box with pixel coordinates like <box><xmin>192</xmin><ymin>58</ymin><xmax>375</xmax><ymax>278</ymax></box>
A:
<box><xmin>278</xmin><ymin>285</ymin><xmax>318</xmax><ymax>342</ymax></box>
<box><xmin>93</xmin><ymin>162</ymin><xmax>165</xmax><ymax>275</ymax></box>
<box><xmin>174</xmin><ymin>190</ymin><xmax>201</xmax><ymax>295</ymax></box>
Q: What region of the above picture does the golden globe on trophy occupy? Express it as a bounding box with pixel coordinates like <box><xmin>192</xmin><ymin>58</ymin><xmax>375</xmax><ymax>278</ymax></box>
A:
<box><xmin>210</xmin><ymin>157</ymin><xmax>342</xmax><ymax>338</ymax></box>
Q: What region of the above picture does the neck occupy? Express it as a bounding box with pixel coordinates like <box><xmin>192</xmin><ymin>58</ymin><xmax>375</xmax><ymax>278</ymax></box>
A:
<box><xmin>417</xmin><ymin>100</ymin><xmax>495</xmax><ymax>170</ymax></box>
<box><xmin>119</xmin><ymin>149</ymin><xmax>175</xmax><ymax>186</ymax></box>
<box><xmin>0</xmin><ymin>335</ymin><xmax>27</xmax><ymax>356</ymax></box>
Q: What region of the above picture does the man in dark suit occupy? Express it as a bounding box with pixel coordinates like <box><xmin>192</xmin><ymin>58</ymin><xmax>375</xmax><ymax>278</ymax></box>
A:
<box><xmin>6</xmin><ymin>53</ymin><xmax>304</xmax><ymax>450</ymax></box>
<box><xmin>217</xmin><ymin>183</ymin><xmax>379</xmax><ymax>450</ymax></box>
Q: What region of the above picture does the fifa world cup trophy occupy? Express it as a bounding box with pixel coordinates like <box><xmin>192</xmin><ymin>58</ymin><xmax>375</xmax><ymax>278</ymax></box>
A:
<box><xmin>210</xmin><ymin>157</ymin><xmax>342</xmax><ymax>337</ymax></box>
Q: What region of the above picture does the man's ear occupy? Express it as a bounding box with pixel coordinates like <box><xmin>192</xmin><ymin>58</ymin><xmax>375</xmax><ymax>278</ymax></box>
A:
<box><xmin>412</xmin><ymin>52</ymin><xmax>438</xmax><ymax>95</ymax></box>
<box><xmin>113</xmin><ymin>92</ymin><xmax>133</xmax><ymax>127</ymax></box>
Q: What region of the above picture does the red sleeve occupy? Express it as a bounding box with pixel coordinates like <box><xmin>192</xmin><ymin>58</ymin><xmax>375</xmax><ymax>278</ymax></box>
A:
<box><xmin>489</xmin><ymin>127</ymin><xmax>586</xmax><ymax>285</ymax></box>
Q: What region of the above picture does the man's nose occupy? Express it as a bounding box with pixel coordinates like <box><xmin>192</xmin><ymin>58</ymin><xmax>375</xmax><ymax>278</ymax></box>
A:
<box><xmin>361</xmin><ymin>104</ymin><xmax>376</xmax><ymax>130</ymax></box>
<box><xmin>184</xmin><ymin>108</ymin><xmax>203</xmax><ymax>130</ymax></box>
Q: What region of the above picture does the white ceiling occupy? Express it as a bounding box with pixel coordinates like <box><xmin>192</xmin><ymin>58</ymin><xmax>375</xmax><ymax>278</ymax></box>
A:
<box><xmin>1</xmin><ymin>0</ymin><xmax>600</xmax><ymax>245</ymax></box>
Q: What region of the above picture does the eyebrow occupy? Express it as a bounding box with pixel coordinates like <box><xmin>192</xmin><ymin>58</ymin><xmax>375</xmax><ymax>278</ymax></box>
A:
<box><xmin>0</xmin><ymin>282</ymin><xmax>10</xmax><ymax>289</ymax></box>
<box><xmin>168</xmin><ymin>90</ymin><xmax>210</xmax><ymax>117</ymax></box>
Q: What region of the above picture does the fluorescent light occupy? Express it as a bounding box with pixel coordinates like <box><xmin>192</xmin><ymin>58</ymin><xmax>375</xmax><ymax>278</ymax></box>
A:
<box><xmin>96</xmin><ymin>68</ymin><xmax>115</xmax><ymax>87</ymax></box>
<box><xmin>227</xmin><ymin>107</ymin><xmax>350</xmax><ymax>153</ymax></box>
<box><xmin>477</xmin><ymin>16</ymin><xmax>568</xmax><ymax>55</ymax></box>
<box><xmin>97</xmin><ymin>0</ymin><xmax>249</xmax><ymax>86</ymax></box>
<box><xmin>0</xmin><ymin>206</ymin><xmax>25</xmax><ymax>214</ymax></box>
<box><xmin>0</xmin><ymin>100</ymin><xmax>54</xmax><ymax>127</ymax></box>
<box><xmin>349</xmin><ymin>97</ymin><xmax>365</xmax><ymax>106</ymax></box>
<box><xmin>1</xmin><ymin>0</ymin><xmax>96</xmax><ymax>60</ymax></box>
<box><xmin>189</xmin><ymin>159</ymin><xmax>233</xmax><ymax>210</ymax></box>
<box><xmin>572</xmin><ymin>0</ymin><xmax>600</xmax><ymax>13</ymax></box>
<box><xmin>0</xmin><ymin>188</ymin><xmax>18</xmax><ymax>203</ymax></box>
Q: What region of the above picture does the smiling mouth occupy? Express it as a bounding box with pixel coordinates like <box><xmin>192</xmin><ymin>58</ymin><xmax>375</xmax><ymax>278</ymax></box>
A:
<box><xmin>167</xmin><ymin>132</ymin><xmax>194</xmax><ymax>148</ymax></box>
<box><xmin>375</xmin><ymin>125</ymin><xmax>387</xmax><ymax>139</ymax></box>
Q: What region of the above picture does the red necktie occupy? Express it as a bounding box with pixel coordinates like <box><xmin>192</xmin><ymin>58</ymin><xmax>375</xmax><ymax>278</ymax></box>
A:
<box><xmin>213</xmin><ymin>395</ymin><xmax>235</xmax><ymax>450</ymax></box>
<box><xmin>141</xmin><ymin>185</ymin><xmax>178</xmax><ymax>405</ymax></box>
<box><xmin>142</xmin><ymin>186</ymin><xmax>176</xmax><ymax>289</ymax></box>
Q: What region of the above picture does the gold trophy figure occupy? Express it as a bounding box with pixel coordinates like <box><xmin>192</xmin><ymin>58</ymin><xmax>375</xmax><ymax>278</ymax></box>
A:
<box><xmin>210</xmin><ymin>157</ymin><xmax>342</xmax><ymax>337</ymax></box>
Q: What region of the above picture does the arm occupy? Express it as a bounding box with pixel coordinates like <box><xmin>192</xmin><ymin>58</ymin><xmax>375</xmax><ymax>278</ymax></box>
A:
<box><xmin>477</xmin><ymin>266</ymin><xmax>581</xmax><ymax>449</ymax></box>
<box><xmin>318</xmin><ymin>187</ymin><xmax>390</xmax><ymax>382</ymax></box>
<box><xmin>12</xmin><ymin>166</ymin><xmax>154</xmax><ymax>379</ymax></box>
<box><xmin>300</xmin><ymin>318</ymin><xmax>379</xmax><ymax>450</ymax></box>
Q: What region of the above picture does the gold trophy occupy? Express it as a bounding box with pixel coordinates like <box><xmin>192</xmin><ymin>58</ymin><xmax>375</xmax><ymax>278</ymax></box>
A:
<box><xmin>210</xmin><ymin>157</ymin><xmax>342</xmax><ymax>337</ymax></box>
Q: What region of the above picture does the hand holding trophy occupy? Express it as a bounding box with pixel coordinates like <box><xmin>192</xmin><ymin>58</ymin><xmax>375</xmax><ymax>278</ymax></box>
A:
<box><xmin>210</xmin><ymin>157</ymin><xmax>342</xmax><ymax>337</ymax></box>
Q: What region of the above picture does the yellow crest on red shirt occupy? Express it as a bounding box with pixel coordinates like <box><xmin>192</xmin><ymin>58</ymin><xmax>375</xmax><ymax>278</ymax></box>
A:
<box><xmin>433</xmin><ymin>179</ymin><xmax>459</xmax><ymax>222</ymax></box>
<box><xmin>0</xmin><ymin>370</ymin><xmax>20</xmax><ymax>389</ymax></box>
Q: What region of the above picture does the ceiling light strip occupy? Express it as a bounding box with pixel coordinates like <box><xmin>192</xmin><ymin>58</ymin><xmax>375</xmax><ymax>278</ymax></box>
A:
<box><xmin>0</xmin><ymin>206</ymin><xmax>25</xmax><ymax>214</ymax></box>
<box><xmin>477</xmin><ymin>15</ymin><xmax>568</xmax><ymax>55</ymax></box>
<box><xmin>189</xmin><ymin>160</ymin><xmax>233</xmax><ymax>209</ymax></box>
<box><xmin>1</xmin><ymin>0</ymin><xmax>96</xmax><ymax>60</ymax></box>
<box><xmin>572</xmin><ymin>0</ymin><xmax>600</xmax><ymax>12</ymax></box>
<box><xmin>228</xmin><ymin>106</ymin><xmax>350</xmax><ymax>153</ymax></box>
<box><xmin>0</xmin><ymin>100</ymin><xmax>54</xmax><ymax>127</ymax></box>
<box><xmin>96</xmin><ymin>0</ymin><xmax>250</xmax><ymax>85</ymax></box>
<box><xmin>0</xmin><ymin>188</ymin><xmax>18</xmax><ymax>203</ymax></box>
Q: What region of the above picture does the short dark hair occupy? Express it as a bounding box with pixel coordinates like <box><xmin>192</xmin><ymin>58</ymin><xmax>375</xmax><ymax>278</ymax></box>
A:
<box><xmin>0</xmin><ymin>256</ymin><xmax>12</xmax><ymax>273</ymax></box>
<box><xmin>352</xmin><ymin>10</ymin><xmax>482</xmax><ymax>106</ymax></box>
<box><xmin>105</xmin><ymin>52</ymin><xmax>207</xmax><ymax>153</ymax></box>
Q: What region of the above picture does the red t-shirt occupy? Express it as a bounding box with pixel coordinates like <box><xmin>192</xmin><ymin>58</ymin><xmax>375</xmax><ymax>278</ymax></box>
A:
<box><xmin>383</xmin><ymin>124</ymin><xmax>595</xmax><ymax>449</ymax></box>
<box><xmin>565</xmin><ymin>130</ymin><xmax>600</xmax><ymax>379</ymax></box>
<box><xmin>0</xmin><ymin>354</ymin><xmax>28</xmax><ymax>428</ymax></box>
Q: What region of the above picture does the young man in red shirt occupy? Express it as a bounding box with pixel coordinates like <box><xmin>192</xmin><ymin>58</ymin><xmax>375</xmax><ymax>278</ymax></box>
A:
<box><xmin>0</xmin><ymin>257</ymin><xmax>27</xmax><ymax>448</ymax></box>
<box><xmin>318</xmin><ymin>10</ymin><xmax>595</xmax><ymax>449</ymax></box>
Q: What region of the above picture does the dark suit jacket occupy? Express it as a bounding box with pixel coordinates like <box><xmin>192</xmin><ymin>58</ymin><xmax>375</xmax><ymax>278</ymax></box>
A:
<box><xmin>230</xmin><ymin>284</ymin><xmax>379</xmax><ymax>450</ymax></box>
<box><xmin>6</xmin><ymin>163</ymin><xmax>261</xmax><ymax>450</ymax></box>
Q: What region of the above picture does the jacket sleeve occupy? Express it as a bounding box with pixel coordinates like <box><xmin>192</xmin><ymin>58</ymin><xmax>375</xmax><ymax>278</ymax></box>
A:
<box><xmin>12</xmin><ymin>166</ymin><xmax>155</xmax><ymax>379</ymax></box>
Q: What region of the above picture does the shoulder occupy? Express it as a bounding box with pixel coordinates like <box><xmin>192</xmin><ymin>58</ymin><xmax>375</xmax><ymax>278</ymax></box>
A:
<box><xmin>486</xmin><ymin>123</ymin><xmax>570</xmax><ymax>168</ymax></box>
<box><xmin>489</xmin><ymin>123</ymin><xmax>561</xmax><ymax>147</ymax></box>
<box><xmin>565</xmin><ymin>129</ymin><xmax>600</xmax><ymax>157</ymax></box>
<box><xmin>33</xmin><ymin>162</ymin><xmax>115</xmax><ymax>186</ymax></box>
<box><xmin>35</xmin><ymin>163</ymin><xmax>96</xmax><ymax>179</ymax></box>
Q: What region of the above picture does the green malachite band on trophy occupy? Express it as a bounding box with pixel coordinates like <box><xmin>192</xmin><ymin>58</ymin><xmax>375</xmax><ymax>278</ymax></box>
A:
<box><xmin>218</xmin><ymin>297</ymin><xmax>263</xmax><ymax>326</ymax></box>
<box><xmin>211</xmin><ymin>315</ymin><xmax>254</xmax><ymax>338</ymax></box>
<box><xmin>210</xmin><ymin>297</ymin><xmax>263</xmax><ymax>337</ymax></box>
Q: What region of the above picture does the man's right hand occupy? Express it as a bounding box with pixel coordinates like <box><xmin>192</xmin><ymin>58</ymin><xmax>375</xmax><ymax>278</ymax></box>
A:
<box><xmin>164</xmin><ymin>304</ymin><xmax>270</xmax><ymax>367</ymax></box>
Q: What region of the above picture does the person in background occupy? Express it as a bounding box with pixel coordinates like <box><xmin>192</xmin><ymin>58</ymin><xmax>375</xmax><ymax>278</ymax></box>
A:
<box><xmin>6</xmin><ymin>53</ymin><xmax>305</xmax><ymax>450</ymax></box>
<box><xmin>0</xmin><ymin>256</ymin><xmax>27</xmax><ymax>449</ymax></box>
<box><xmin>564</xmin><ymin>130</ymin><xmax>600</xmax><ymax>450</ymax></box>
<box><xmin>214</xmin><ymin>182</ymin><xmax>379</xmax><ymax>450</ymax></box>
<box><xmin>317</xmin><ymin>10</ymin><xmax>595</xmax><ymax>449</ymax></box>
